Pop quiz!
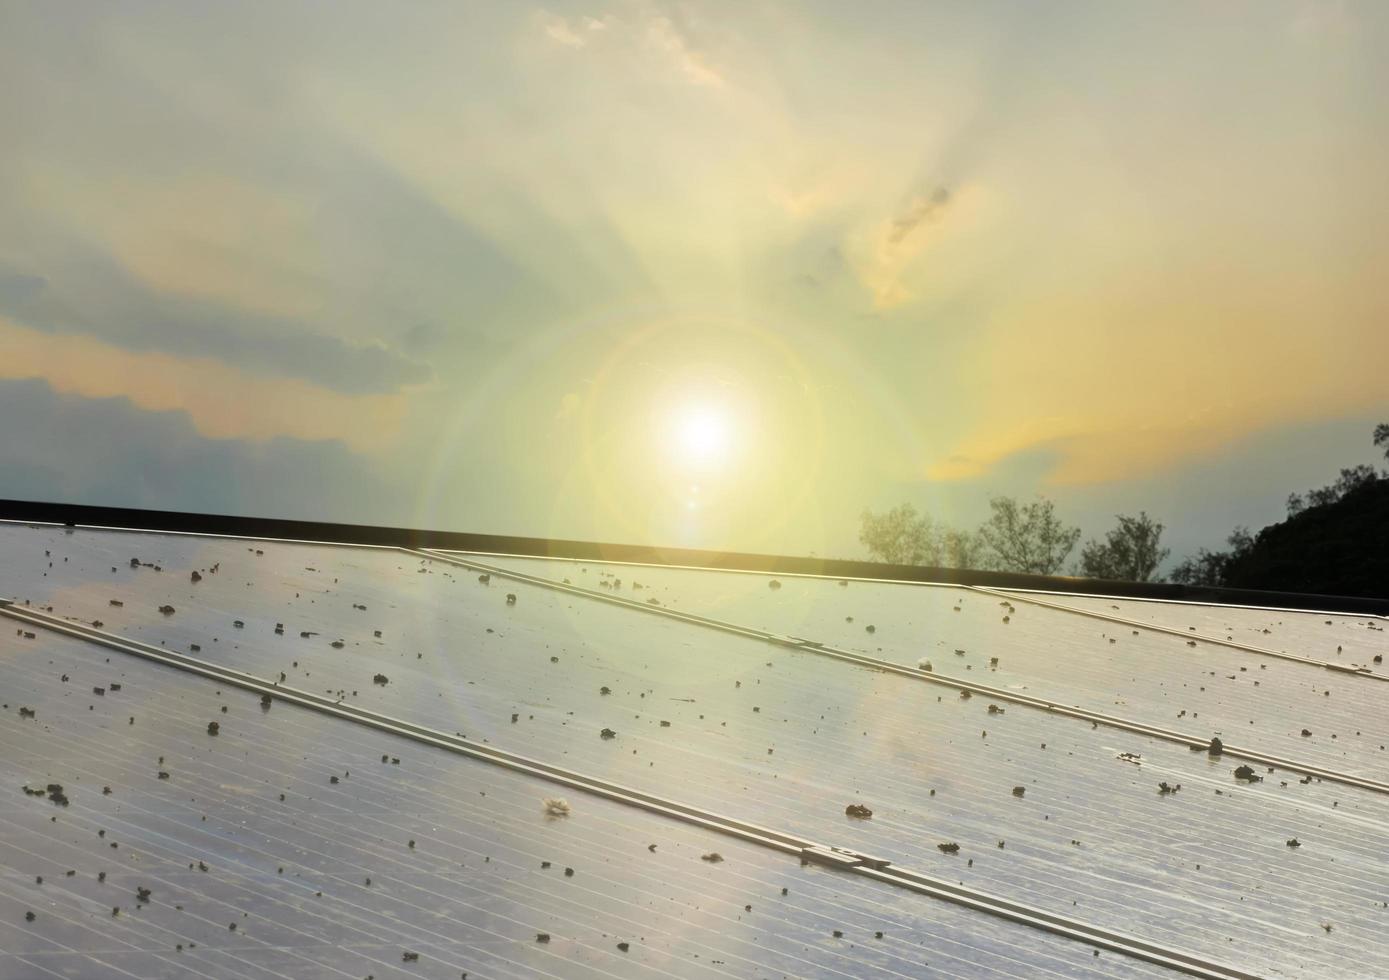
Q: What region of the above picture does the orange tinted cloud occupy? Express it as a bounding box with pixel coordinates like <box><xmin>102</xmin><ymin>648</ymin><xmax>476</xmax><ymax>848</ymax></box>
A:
<box><xmin>0</xmin><ymin>317</ymin><xmax>407</xmax><ymax>452</ymax></box>
<box><xmin>925</xmin><ymin>270</ymin><xmax>1389</xmax><ymax>486</ymax></box>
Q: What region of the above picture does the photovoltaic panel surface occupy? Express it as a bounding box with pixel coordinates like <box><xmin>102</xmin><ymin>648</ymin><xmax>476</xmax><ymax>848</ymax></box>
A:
<box><xmin>449</xmin><ymin>554</ymin><xmax>1389</xmax><ymax>776</ymax></box>
<box><xmin>1005</xmin><ymin>591</ymin><xmax>1388</xmax><ymax>673</ymax></box>
<box><xmin>2</xmin><ymin>624</ymin><xmax>1172</xmax><ymax>980</ymax></box>
<box><xmin>3</xmin><ymin>524</ymin><xmax>1387</xmax><ymax>978</ymax></box>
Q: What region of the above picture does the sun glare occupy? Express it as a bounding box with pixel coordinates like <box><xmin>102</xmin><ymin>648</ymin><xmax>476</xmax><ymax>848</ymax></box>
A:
<box><xmin>671</xmin><ymin>404</ymin><xmax>731</xmax><ymax>467</ymax></box>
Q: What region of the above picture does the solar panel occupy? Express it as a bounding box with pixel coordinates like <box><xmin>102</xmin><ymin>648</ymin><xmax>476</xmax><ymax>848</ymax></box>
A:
<box><xmin>1006</xmin><ymin>589</ymin><xmax>1388</xmax><ymax>671</ymax></box>
<box><xmin>444</xmin><ymin>553</ymin><xmax>1389</xmax><ymax>774</ymax></box>
<box><xmin>3</xmin><ymin>523</ymin><xmax>1386</xmax><ymax>978</ymax></box>
<box><xmin>3</xmin><ymin>623</ymin><xmax>1185</xmax><ymax>980</ymax></box>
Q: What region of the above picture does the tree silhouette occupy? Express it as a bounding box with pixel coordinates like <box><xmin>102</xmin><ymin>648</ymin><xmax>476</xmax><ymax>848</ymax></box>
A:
<box><xmin>941</xmin><ymin>527</ymin><xmax>987</xmax><ymax>570</ymax></box>
<box><xmin>1077</xmin><ymin>512</ymin><xmax>1169</xmax><ymax>582</ymax></box>
<box><xmin>859</xmin><ymin>505</ymin><xmax>990</xmax><ymax>569</ymax></box>
<box><xmin>859</xmin><ymin>503</ymin><xmax>940</xmax><ymax>566</ymax></box>
<box><xmin>977</xmin><ymin>495</ymin><xmax>1080</xmax><ymax>575</ymax></box>
<box><xmin>1168</xmin><ymin>527</ymin><xmax>1254</xmax><ymax>587</ymax></box>
<box><xmin>1287</xmin><ymin>464</ymin><xmax>1379</xmax><ymax>515</ymax></box>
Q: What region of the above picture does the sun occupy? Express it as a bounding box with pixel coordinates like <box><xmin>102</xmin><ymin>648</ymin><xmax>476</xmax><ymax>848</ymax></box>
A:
<box><xmin>668</xmin><ymin>403</ymin><xmax>733</xmax><ymax>469</ymax></box>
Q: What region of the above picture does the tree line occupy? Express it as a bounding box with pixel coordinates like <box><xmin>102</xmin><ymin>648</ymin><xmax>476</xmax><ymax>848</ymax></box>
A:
<box><xmin>860</xmin><ymin>422</ymin><xmax>1389</xmax><ymax>585</ymax></box>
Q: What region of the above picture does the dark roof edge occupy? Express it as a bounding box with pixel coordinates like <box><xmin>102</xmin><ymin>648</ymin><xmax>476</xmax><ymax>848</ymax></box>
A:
<box><xmin>3</xmin><ymin>498</ymin><xmax>1385</xmax><ymax>615</ymax></box>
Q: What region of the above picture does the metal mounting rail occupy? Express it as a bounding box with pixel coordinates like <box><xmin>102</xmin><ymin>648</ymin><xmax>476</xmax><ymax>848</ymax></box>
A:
<box><xmin>416</xmin><ymin>550</ymin><xmax>1389</xmax><ymax>797</ymax></box>
<box><xmin>975</xmin><ymin>586</ymin><xmax>1388</xmax><ymax>681</ymax></box>
<box><xmin>0</xmin><ymin>598</ymin><xmax>1261</xmax><ymax>980</ymax></box>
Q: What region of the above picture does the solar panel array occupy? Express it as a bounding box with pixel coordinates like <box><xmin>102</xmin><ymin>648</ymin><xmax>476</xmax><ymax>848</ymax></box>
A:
<box><xmin>1</xmin><ymin>523</ymin><xmax>1386</xmax><ymax>979</ymax></box>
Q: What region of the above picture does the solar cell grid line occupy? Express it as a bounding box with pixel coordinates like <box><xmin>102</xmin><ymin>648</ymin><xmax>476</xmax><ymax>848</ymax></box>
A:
<box><xmin>423</xmin><ymin>547</ymin><xmax>1389</xmax><ymax>709</ymax></box>
<box><xmin>0</xmin><ymin>807</ymin><xmax>577</xmax><ymax>980</ymax></box>
<box><xmin>0</xmin><ymin>671</ymin><xmax>1238</xmax><ymax>980</ymax></box>
<box><xmin>0</xmin><ymin>652</ymin><xmax>855</xmax><ymax>977</ymax></box>
<box><xmin>2</xmin><ymin>632</ymin><xmax>1194</xmax><ymax>977</ymax></box>
<box><xmin>427</xmin><ymin>548</ymin><xmax>1389</xmax><ymax>774</ymax></box>
<box><xmin>0</xmin><ymin>699</ymin><xmax>1272</xmax><ymax>977</ymax></box>
<box><xmin>0</xmin><ymin>602</ymin><xmax>810</xmax><ymax>854</ymax></box>
<box><xmin>0</xmin><ymin>831</ymin><xmax>455</xmax><ymax>980</ymax></box>
<box><xmin>46</xmin><ymin>638</ymin><xmax>1277</xmax><ymax>977</ymax></box>
<box><xmin>408</xmin><ymin>552</ymin><xmax>1389</xmax><ymax>797</ymax></box>
<box><xmin>0</xmin><ymin>668</ymin><xmax>882</xmax><ymax>980</ymax></box>
<box><xmin>0</xmin><ymin>602</ymin><xmax>1260</xmax><ymax>980</ymax></box>
<box><xmin>10</xmin><ymin>680</ymin><xmax>1372</xmax><ymax>980</ymax></box>
<box><xmin>975</xmin><ymin>586</ymin><xmax>1389</xmax><ymax>680</ymax></box>
<box><xmin>0</xmin><ymin>882</ymin><xmax>173</xmax><ymax>980</ymax></box>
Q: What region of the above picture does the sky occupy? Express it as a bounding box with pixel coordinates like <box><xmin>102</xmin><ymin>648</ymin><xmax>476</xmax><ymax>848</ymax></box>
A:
<box><xmin>1</xmin><ymin>0</ymin><xmax>1386</xmax><ymax>569</ymax></box>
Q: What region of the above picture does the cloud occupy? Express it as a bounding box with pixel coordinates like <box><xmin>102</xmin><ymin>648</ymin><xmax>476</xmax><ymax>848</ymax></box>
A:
<box><xmin>535</xmin><ymin>5</ymin><xmax>726</xmax><ymax>88</ymax></box>
<box><xmin>888</xmin><ymin>187</ymin><xmax>951</xmax><ymax>245</ymax></box>
<box><xmin>537</xmin><ymin>11</ymin><xmax>608</xmax><ymax>48</ymax></box>
<box><xmin>0</xmin><ymin>270</ymin><xmax>47</xmax><ymax>306</ymax></box>
<box><xmin>0</xmin><ymin>314</ymin><xmax>408</xmax><ymax>452</ymax></box>
<box><xmin>849</xmin><ymin>182</ymin><xmax>982</xmax><ymax>309</ymax></box>
<box><xmin>0</xmin><ymin>253</ymin><xmax>431</xmax><ymax>396</ymax></box>
<box><xmin>643</xmin><ymin>14</ymin><xmax>726</xmax><ymax>88</ymax></box>
<box><xmin>0</xmin><ymin>376</ymin><xmax>397</xmax><ymax>525</ymax></box>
